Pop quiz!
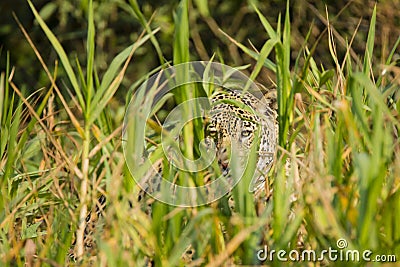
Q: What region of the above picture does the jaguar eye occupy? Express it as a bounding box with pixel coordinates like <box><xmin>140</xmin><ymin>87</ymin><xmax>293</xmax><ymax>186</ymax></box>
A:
<box><xmin>207</xmin><ymin>126</ymin><xmax>218</xmax><ymax>137</ymax></box>
<box><xmin>241</xmin><ymin>130</ymin><xmax>251</xmax><ymax>137</ymax></box>
<box><xmin>209</xmin><ymin>130</ymin><xmax>217</xmax><ymax>137</ymax></box>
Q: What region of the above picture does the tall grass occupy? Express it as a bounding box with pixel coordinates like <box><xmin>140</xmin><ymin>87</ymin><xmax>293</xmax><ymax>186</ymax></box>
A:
<box><xmin>0</xmin><ymin>0</ymin><xmax>399</xmax><ymax>266</ymax></box>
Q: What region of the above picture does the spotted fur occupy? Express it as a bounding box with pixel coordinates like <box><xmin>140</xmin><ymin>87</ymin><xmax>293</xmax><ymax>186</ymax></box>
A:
<box><xmin>206</xmin><ymin>88</ymin><xmax>277</xmax><ymax>191</ymax></box>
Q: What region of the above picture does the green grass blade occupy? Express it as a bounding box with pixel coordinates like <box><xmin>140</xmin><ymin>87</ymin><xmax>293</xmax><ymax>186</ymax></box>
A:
<box><xmin>352</xmin><ymin>72</ymin><xmax>399</xmax><ymax>127</ymax></box>
<box><xmin>276</xmin><ymin>1</ymin><xmax>292</xmax><ymax>149</ymax></box>
<box><xmin>28</xmin><ymin>0</ymin><xmax>85</xmax><ymax>112</ymax></box>
<box><xmin>348</xmin><ymin>75</ymin><xmax>371</xmax><ymax>150</ymax></box>
<box><xmin>248</xmin><ymin>38</ymin><xmax>278</xmax><ymax>83</ymax></box>
<box><xmin>193</xmin><ymin>0</ymin><xmax>209</xmax><ymax>17</ymax></box>
<box><xmin>2</xmin><ymin>100</ymin><xmax>22</xmax><ymax>198</ymax></box>
<box><xmin>89</xmin><ymin>28</ymin><xmax>159</xmax><ymax>125</ymax></box>
<box><xmin>385</xmin><ymin>35</ymin><xmax>400</xmax><ymax>65</ymax></box>
<box><xmin>253</xmin><ymin>4</ymin><xmax>278</xmax><ymax>40</ymax></box>
<box><xmin>219</xmin><ymin>29</ymin><xmax>276</xmax><ymax>72</ymax></box>
<box><xmin>0</xmin><ymin>54</ymin><xmax>12</xmax><ymax>162</ymax></box>
<box><xmin>128</xmin><ymin>0</ymin><xmax>165</xmax><ymax>64</ymax></box>
<box><xmin>173</xmin><ymin>0</ymin><xmax>190</xmax><ymax>65</ymax></box>
<box><xmin>273</xmin><ymin>0</ymin><xmax>293</xmax><ymax>245</ymax></box>
<box><xmin>362</xmin><ymin>4</ymin><xmax>376</xmax><ymax>77</ymax></box>
<box><xmin>97</xmin><ymin>38</ymin><xmax>150</xmax><ymax>106</ymax></box>
<box><xmin>92</xmin><ymin>28</ymin><xmax>160</xmax><ymax>114</ymax></box>
<box><xmin>86</xmin><ymin>0</ymin><xmax>95</xmax><ymax>117</ymax></box>
<box><xmin>75</xmin><ymin>56</ymin><xmax>86</xmax><ymax>90</ymax></box>
<box><xmin>377</xmin><ymin>35</ymin><xmax>400</xmax><ymax>87</ymax></box>
<box><xmin>0</xmin><ymin>72</ymin><xmax>4</xmax><ymax>129</ymax></box>
<box><xmin>1</xmin><ymin>53</ymin><xmax>10</xmax><ymax>127</ymax></box>
<box><xmin>172</xmin><ymin>0</ymin><xmax>193</xmax><ymax>162</ymax></box>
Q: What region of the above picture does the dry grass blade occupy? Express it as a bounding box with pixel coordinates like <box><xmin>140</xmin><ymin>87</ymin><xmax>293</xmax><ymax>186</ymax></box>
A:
<box><xmin>89</xmin><ymin>125</ymin><xmax>122</xmax><ymax>158</ymax></box>
<box><xmin>13</xmin><ymin>13</ymin><xmax>85</xmax><ymax>139</ymax></box>
<box><xmin>307</xmin><ymin>2</ymin><xmax>359</xmax><ymax>63</ymax></box>
<box><xmin>205</xmin><ymin>220</ymin><xmax>265</xmax><ymax>267</ymax></box>
<box><xmin>8</xmin><ymin>80</ymin><xmax>83</xmax><ymax>179</ymax></box>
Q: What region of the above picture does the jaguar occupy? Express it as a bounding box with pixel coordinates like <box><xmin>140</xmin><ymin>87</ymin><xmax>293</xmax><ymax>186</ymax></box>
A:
<box><xmin>69</xmin><ymin>87</ymin><xmax>278</xmax><ymax>262</ymax></box>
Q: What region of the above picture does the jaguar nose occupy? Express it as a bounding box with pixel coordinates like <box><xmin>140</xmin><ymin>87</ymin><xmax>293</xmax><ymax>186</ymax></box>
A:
<box><xmin>221</xmin><ymin>161</ymin><xmax>229</xmax><ymax>170</ymax></box>
<box><xmin>217</xmin><ymin>147</ymin><xmax>230</xmax><ymax>171</ymax></box>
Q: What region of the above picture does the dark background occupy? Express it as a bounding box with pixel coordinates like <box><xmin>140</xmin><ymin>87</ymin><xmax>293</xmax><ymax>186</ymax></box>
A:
<box><xmin>1</xmin><ymin>0</ymin><xmax>399</xmax><ymax>96</ymax></box>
